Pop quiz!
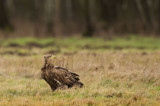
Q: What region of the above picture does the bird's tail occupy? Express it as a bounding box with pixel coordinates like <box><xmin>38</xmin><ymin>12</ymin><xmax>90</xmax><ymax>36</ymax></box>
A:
<box><xmin>75</xmin><ymin>81</ymin><xmax>84</xmax><ymax>88</ymax></box>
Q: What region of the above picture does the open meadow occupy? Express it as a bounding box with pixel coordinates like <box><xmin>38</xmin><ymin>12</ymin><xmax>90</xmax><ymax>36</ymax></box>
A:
<box><xmin>0</xmin><ymin>37</ymin><xmax>160</xmax><ymax>106</ymax></box>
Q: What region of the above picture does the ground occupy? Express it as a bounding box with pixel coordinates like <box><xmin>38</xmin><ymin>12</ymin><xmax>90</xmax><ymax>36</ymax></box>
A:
<box><xmin>0</xmin><ymin>36</ymin><xmax>160</xmax><ymax>106</ymax></box>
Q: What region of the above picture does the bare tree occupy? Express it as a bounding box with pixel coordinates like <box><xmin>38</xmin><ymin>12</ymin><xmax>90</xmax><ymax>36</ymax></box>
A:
<box><xmin>83</xmin><ymin>0</ymin><xmax>94</xmax><ymax>37</ymax></box>
<box><xmin>0</xmin><ymin>0</ymin><xmax>11</xmax><ymax>29</ymax></box>
<box><xmin>45</xmin><ymin>0</ymin><xmax>55</xmax><ymax>34</ymax></box>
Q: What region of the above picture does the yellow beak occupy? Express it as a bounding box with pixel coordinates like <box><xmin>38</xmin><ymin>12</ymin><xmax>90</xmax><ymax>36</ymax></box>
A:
<box><xmin>50</xmin><ymin>55</ymin><xmax>56</xmax><ymax>59</ymax></box>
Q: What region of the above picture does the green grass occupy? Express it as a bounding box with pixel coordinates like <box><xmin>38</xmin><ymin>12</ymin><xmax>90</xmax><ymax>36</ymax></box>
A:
<box><xmin>0</xmin><ymin>36</ymin><xmax>160</xmax><ymax>105</ymax></box>
<box><xmin>1</xmin><ymin>36</ymin><xmax>160</xmax><ymax>51</ymax></box>
<box><xmin>0</xmin><ymin>76</ymin><xmax>159</xmax><ymax>105</ymax></box>
<box><xmin>1</xmin><ymin>37</ymin><xmax>55</xmax><ymax>47</ymax></box>
<box><xmin>1</xmin><ymin>36</ymin><xmax>160</xmax><ymax>57</ymax></box>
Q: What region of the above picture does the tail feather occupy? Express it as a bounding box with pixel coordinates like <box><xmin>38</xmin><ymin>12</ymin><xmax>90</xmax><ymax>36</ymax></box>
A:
<box><xmin>75</xmin><ymin>81</ymin><xmax>84</xmax><ymax>88</ymax></box>
<box><xmin>71</xmin><ymin>72</ymin><xmax>79</xmax><ymax>77</ymax></box>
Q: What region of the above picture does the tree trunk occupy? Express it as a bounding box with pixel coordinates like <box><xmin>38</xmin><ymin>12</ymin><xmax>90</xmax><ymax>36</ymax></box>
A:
<box><xmin>0</xmin><ymin>0</ymin><xmax>11</xmax><ymax>29</ymax></box>
<box><xmin>83</xmin><ymin>0</ymin><xmax>94</xmax><ymax>37</ymax></box>
<box><xmin>46</xmin><ymin>0</ymin><xmax>54</xmax><ymax>34</ymax></box>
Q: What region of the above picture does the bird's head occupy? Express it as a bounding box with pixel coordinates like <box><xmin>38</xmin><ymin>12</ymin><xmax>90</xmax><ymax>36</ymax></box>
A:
<box><xmin>44</xmin><ymin>54</ymin><xmax>56</xmax><ymax>67</ymax></box>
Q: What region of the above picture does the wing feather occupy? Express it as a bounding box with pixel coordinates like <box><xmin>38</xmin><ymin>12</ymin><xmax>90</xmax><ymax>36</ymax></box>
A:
<box><xmin>51</xmin><ymin>67</ymin><xmax>80</xmax><ymax>87</ymax></box>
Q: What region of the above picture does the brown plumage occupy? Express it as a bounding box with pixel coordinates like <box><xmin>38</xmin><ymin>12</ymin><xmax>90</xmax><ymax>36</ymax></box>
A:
<box><xmin>41</xmin><ymin>54</ymin><xmax>83</xmax><ymax>91</ymax></box>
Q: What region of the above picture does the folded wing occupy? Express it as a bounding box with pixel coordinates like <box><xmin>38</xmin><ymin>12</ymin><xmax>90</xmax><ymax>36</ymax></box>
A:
<box><xmin>52</xmin><ymin>66</ymin><xmax>81</xmax><ymax>88</ymax></box>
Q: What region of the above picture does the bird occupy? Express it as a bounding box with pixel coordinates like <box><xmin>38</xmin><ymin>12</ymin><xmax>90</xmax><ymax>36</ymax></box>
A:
<box><xmin>41</xmin><ymin>54</ymin><xmax>83</xmax><ymax>91</ymax></box>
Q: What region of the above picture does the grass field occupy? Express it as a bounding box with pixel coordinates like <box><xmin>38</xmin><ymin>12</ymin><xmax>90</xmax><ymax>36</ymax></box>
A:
<box><xmin>0</xmin><ymin>36</ymin><xmax>160</xmax><ymax>106</ymax></box>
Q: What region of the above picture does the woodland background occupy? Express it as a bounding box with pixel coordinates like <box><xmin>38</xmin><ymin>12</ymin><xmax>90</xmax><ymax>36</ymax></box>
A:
<box><xmin>1</xmin><ymin>0</ymin><xmax>160</xmax><ymax>37</ymax></box>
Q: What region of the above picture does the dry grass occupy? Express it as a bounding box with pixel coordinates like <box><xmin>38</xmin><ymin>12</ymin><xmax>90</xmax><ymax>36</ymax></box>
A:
<box><xmin>0</xmin><ymin>51</ymin><xmax>160</xmax><ymax>106</ymax></box>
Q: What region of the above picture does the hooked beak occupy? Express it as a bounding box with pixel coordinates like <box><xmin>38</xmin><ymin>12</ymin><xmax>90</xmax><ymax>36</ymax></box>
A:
<box><xmin>50</xmin><ymin>55</ymin><xmax>56</xmax><ymax>59</ymax></box>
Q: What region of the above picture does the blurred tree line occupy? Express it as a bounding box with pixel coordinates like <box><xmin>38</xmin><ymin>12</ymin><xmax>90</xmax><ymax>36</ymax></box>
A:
<box><xmin>0</xmin><ymin>0</ymin><xmax>160</xmax><ymax>37</ymax></box>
